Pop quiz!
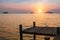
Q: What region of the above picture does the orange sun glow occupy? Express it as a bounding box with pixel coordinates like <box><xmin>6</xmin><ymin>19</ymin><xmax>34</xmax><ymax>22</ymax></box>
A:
<box><xmin>33</xmin><ymin>6</ymin><xmax>45</xmax><ymax>13</ymax></box>
<box><xmin>37</xmin><ymin>9</ymin><xmax>43</xmax><ymax>13</ymax></box>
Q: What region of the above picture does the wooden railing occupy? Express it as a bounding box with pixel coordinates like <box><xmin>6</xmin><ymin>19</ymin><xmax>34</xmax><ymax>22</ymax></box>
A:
<box><xmin>19</xmin><ymin>22</ymin><xmax>60</xmax><ymax>40</ymax></box>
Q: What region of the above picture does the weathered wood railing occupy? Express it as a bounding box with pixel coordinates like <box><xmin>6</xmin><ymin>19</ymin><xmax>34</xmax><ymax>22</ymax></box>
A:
<box><xmin>19</xmin><ymin>22</ymin><xmax>60</xmax><ymax>40</ymax></box>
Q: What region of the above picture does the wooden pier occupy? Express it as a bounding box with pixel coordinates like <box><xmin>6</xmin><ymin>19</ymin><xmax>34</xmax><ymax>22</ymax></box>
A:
<box><xmin>19</xmin><ymin>22</ymin><xmax>60</xmax><ymax>40</ymax></box>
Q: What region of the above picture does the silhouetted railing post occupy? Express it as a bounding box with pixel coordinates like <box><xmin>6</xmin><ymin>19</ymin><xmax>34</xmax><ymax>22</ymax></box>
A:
<box><xmin>57</xmin><ymin>27</ymin><xmax>60</xmax><ymax>35</ymax></box>
<box><xmin>33</xmin><ymin>32</ymin><xmax>36</xmax><ymax>40</ymax></box>
<box><xmin>33</xmin><ymin>22</ymin><xmax>36</xmax><ymax>40</ymax></box>
<box><xmin>33</xmin><ymin>22</ymin><xmax>36</xmax><ymax>27</ymax></box>
<box><xmin>19</xmin><ymin>25</ymin><xmax>23</xmax><ymax>40</ymax></box>
<box><xmin>54</xmin><ymin>27</ymin><xmax>60</xmax><ymax>40</ymax></box>
<box><xmin>45</xmin><ymin>36</ymin><xmax>50</xmax><ymax>40</ymax></box>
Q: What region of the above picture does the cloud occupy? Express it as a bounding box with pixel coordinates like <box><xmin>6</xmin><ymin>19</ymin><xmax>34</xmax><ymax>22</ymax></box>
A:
<box><xmin>0</xmin><ymin>0</ymin><xmax>19</xmax><ymax>2</ymax></box>
<box><xmin>44</xmin><ymin>0</ymin><xmax>60</xmax><ymax>4</ymax></box>
<box><xmin>0</xmin><ymin>0</ymin><xmax>60</xmax><ymax>13</ymax></box>
<box><xmin>0</xmin><ymin>0</ymin><xmax>42</xmax><ymax>3</ymax></box>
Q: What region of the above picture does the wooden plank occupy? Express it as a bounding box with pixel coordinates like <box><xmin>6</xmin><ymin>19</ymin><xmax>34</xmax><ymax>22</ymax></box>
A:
<box><xmin>23</xmin><ymin>27</ymin><xmax>57</xmax><ymax>36</ymax></box>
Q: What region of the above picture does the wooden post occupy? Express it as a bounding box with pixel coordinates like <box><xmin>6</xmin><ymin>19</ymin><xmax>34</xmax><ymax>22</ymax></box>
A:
<box><xmin>33</xmin><ymin>22</ymin><xmax>36</xmax><ymax>40</ymax></box>
<box><xmin>33</xmin><ymin>22</ymin><xmax>36</xmax><ymax>27</ymax></box>
<box><xmin>57</xmin><ymin>27</ymin><xmax>60</xmax><ymax>35</ymax></box>
<box><xmin>54</xmin><ymin>27</ymin><xmax>60</xmax><ymax>40</ymax></box>
<box><xmin>19</xmin><ymin>25</ymin><xmax>23</xmax><ymax>40</ymax></box>
<box><xmin>45</xmin><ymin>37</ymin><xmax>50</xmax><ymax>40</ymax></box>
<box><xmin>33</xmin><ymin>32</ymin><xmax>36</xmax><ymax>40</ymax></box>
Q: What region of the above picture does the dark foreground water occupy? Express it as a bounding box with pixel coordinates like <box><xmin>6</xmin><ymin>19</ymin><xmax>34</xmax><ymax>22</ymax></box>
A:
<box><xmin>0</xmin><ymin>13</ymin><xmax>60</xmax><ymax>40</ymax></box>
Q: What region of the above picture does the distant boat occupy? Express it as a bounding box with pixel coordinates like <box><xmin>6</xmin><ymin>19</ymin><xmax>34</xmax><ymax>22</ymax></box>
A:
<box><xmin>3</xmin><ymin>12</ymin><xmax>8</xmax><ymax>14</ymax></box>
<box><xmin>45</xmin><ymin>12</ymin><xmax>53</xmax><ymax>13</ymax></box>
<box><xmin>30</xmin><ymin>12</ymin><xmax>34</xmax><ymax>14</ymax></box>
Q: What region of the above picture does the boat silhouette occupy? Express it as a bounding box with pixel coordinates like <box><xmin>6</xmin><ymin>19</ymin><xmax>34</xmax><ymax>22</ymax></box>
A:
<box><xmin>3</xmin><ymin>12</ymin><xmax>8</xmax><ymax>14</ymax></box>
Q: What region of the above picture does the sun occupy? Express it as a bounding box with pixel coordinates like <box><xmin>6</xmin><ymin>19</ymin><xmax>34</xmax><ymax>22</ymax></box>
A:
<box><xmin>34</xmin><ymin>9</ymin><xmax>43</xmax><ymax>13</ymax></box>
<box><xmin>33</xmin><ymin>5</ymin><xmax>45</xmax><ymax>13</ymax></box>
<box><xmin>37</xmin><ymin>9</ymin><xmax>43</xmax><ymax>13</ymax></box>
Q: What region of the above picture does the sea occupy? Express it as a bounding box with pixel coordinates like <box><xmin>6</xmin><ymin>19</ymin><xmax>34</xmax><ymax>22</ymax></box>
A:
<box><xmin>0</xmin><ymin>13</ymin><xmax>60</xmax><ymax>40</ymax></box>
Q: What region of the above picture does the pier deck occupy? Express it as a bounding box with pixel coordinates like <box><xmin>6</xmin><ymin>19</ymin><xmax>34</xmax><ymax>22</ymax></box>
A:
<box><xmin>23</xmin><ymin>27</ymin><xmax>57</xmax><ymax>36</ymax></box>
<box><xmin>19</xmin><ymin>22</ymin><xmax>60</xmax><ymax>40</ymax></box>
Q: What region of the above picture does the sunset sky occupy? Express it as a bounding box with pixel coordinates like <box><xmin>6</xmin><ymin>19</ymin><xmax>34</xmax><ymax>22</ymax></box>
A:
<box><xmin>0</xmin><ymin>0</ymin><xmax>60</xmax><ymax>13</ymax></box>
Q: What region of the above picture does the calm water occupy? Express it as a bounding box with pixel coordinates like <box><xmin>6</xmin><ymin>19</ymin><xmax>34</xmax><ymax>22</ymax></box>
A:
<box><xmin>0</xmin><ymin>13</ymin><xmax>60</xmax><ymax>40</ymax></box>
